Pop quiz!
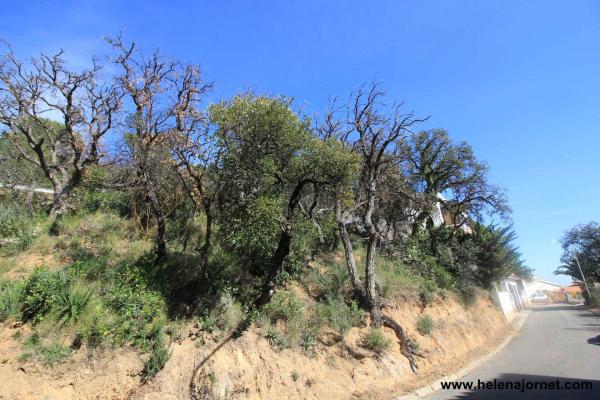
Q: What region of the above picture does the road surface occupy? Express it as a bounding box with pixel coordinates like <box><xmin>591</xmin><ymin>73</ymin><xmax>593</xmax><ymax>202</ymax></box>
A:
<box><xmin>425</xmin><ymin>304</ymin><xmax>600</xmax><ymax>399</ymax></box>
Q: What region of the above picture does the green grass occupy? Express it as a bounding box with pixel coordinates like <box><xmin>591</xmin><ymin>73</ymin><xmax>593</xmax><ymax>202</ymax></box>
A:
<box><xmin>20</xmin><ymin>331</ymin><xmax>72</xmax><ymax>366</ymax></box>
<box><xmin>0</xmin><ymin>280</ymin><xmax>22</xmax><ymax>321</ymax></box>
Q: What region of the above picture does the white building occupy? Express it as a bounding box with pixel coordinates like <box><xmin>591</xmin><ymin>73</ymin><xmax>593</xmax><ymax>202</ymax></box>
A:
<box><xmin>493</xmin><ymin>274</ymin><xmax>530</xmax><ymax>320</ymax></box>
<box><xmin>523</xmin><ymin>277</ymin><xmax>563</xmax><ymax>301</ymax></box>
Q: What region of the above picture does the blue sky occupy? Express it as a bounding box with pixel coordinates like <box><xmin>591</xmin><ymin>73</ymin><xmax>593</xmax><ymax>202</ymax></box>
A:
<box><xmin>3</xmin><ymin>0</ymin><xmax>599</xmax><ymax>284</ymax></box>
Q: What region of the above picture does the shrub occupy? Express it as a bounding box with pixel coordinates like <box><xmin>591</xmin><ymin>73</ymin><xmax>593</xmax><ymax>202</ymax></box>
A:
<box><xmin>142</xmin><ymin>325</ymin><xmax>171</xmax><ymax>380</ymax></box>
<box><xmin>105</xmin><ymin>283</ymin><xmax>166</xmax><ymax>349</ymax></box>
<box><xmin>0</xmin><ymin>203</ymin><xmax>30</xmax><ymax>238</ymax></box>
<box><xmin>265</xmin><ymin>328</ymin><xmax>289</xmax><ymax>350</ymax></box>
<box><xmin>316</xmin><ymin>297</ymin><xmax>364</xmax><ymax>338</ymax></box>
<box><xmin>0</xmin><ymin>280</ymin><xmax>22</xmax><ymax>321</ymax></box>
<box><xmin>263</xmin><ymin>291</ymin><xmax>302</xmax><ymax>323</ymax></box>
<box><xmin>416</xmin><ymin>314</ymin><xmax>433</xmax><ymax>336</ymax></box>
<box><xmin>20</xmin><ymin>268</ymin><xmax>69</xmax><ymax>322</ymax></box>
<box><xmin>419</xmin><ymin>279</ymin><xmax>436</xmax><ymax>307</ymax></box>
<box><xmin>361</xmin><ymin>327</ymin><xmax>391</xmax><ymax>354</ymax></box>
<box><xmin>54</xmin><ymin>285</ymin><xmax>94</xmax><ymax>325</ymax></box>
<box><xmin>457</xmin><ymin>282</ymin><xmax>477</xmax><ymax>305</ymax></box>
<box><xmin>210</xmin><ymin>291</ymin><xmax>243</xmax><ymax>332</ymax></box>
<box><xmin>79</xmin><ymin>315</ymin><xmax>109</xmax><ymax>348</ymax></box>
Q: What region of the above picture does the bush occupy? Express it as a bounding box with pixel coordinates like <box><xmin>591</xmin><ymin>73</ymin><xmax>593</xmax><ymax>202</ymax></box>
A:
<box><xmin>416</xmin><ymin>314</ymin><xmax>433</xmax><ymax>336</ymax></box>
<box><xmin>418</xmin><ymin>279</ymin><xmax>436</xmax><ymax>307</ymax></box>
<box><xmin>105</xmin><ymin>283</ymin><xmax>166</xmax><ymax>349</ymax></box>
<box><xmin>263</xmin><ymin>291</ymin><xmax>302</xmax><ymax>323</ymax></box>
<box><xmin>0</xmin><ymin>280</ymin><xmax>22</xmax><ymax>321</ymax></box>
<box><xmin>54</xmin><ymin>285</ymin><xmax>94</xmax><ymax>325</ymax></box>
<box><xmin>361</xmin><ymin>327</ymin><xmax>391</xmax><ymax>354</ymax></box>
<box><xmin>19</xmin><ymin>268</ymin><xmax>69</xmax><ymax>322</ymax></box>
<box><xmin>457</xmin><ymin>282</ymin><xmax>477</xmax><ymax>305</ymax></box>
<box><xmin>265</xmin><ymin>328</ymin><xmax>289</xmax><ymax>350</ymax></box>
<box><xmin>142</xmin><ymin>325</ymin><xmax>171</xmax><ymax>380</ymax></box>
<box><xmin>0</xmin><ymin>203</ymin><xmax>30</xmax><ymax>238</ymax></box>
<box><xmin>316</xmin><ymin>297</ymin><xmax>364</xmax><ymax>338</ymax></box>
<box><xmin>79</xmin><ymin>315</ymin><xmax>110</xmax><ymax>348</ymax></box>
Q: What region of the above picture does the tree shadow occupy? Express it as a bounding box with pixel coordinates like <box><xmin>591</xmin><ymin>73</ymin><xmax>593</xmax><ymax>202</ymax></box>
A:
<box><xmin>443</xmin><ymin>373</ymin><xmax>600</xmax><ymax>400</ymax></box>
<box><xmin>587</xmin><ymin>335</ymin><xmax>600</xmax><ymax>346</ymax></box>
<box><xmin>530</xmin><ymin>305</ymin><xmax>585</xmax><ymax>312</ymax></box>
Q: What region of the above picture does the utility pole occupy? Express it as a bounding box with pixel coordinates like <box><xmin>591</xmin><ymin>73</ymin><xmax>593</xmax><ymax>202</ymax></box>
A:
<box><xmin>572</xmin><ymin>252</ymin><xmax>592</xmax><ymax>301</ymax></box>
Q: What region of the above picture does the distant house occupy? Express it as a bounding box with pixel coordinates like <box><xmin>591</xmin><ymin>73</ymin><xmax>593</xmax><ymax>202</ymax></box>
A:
<box><xmin>523</xmin><ymin>278</ymin><xmax>563</xmax><ymax>302</ymax></box>
<box><xmin>561</xmin><ymin>284</ymin><xmax>583</xmax><ymax>303</ymax></box>
<box><xmin>430</xmin><ymin>195</ymin><xmax>473</xmax><ymax>234</ymax></box>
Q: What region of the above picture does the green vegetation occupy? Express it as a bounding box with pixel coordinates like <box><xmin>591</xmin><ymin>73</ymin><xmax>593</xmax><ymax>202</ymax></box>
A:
<box><xmin>416</xmin><ymin>314</ymin><xmax>434</xmax><ymax>336</ymax></box>
<box><xmin>361</xmin><ymin>328</ymin><xmax>392</xmax><ymax>354</ymax></box>
<box><xmin>0</xmin><ymin>40</ymin><xmax>532</xmax><ymax>379</ymax></box>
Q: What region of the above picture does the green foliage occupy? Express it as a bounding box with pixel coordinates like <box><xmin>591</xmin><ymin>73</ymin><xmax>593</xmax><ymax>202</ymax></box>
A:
<box><xmin>361</xmin><ymin>328</ymin><xmax>391</xmax><ymax>354</ymax></box>
<box><xmin>0</xmin><ymin>280</ymin><xmax>22</xmax><ymax>321</ymax></box>
<box><xmin>315</xmin><ymin>297</ymin><xmax>363</xmax><ymax>338</ymax></box>
<box><xmin>78</xmin><ymin>315</ymin><xmax>110</xmax><ymax>348</ymax></box>
<box><xmin>105</xmin><ymin>282</ymin><xmax>166</xmax><ymax>349</ymax></box>
<box><xmin>470</xmin><ymin>224</ymin><xmax>531</xmax><ymax>288</ymax></box>
<box><xmin>19</xmin><ymin>268</ymin><xmax>69</xmax><ymax>322</ymax></box>
<box><xmin>263</xmin><ymin>291</ymin><xmax>302</xmax><ymax>323</ymax></box>
<box><xmin>265</xmin><ymin>328</ymin><xmax>289</xmax><ymax>350</ymax></box>
<box><xmin>142</xmin><ymin>323</ymin><xmax>171</xmax><ymax>380</ymax></box>
<box><xmin>21</xmin><ymin>331</ymin><xmax>72</xmax><ymax>366</ymax></box>
<box><xmin>555</xmin><ymin>222</ymin><xmax>600</xmax><ymax>284</ymax></box>
<box><xmin>416</xmin><ymin>314</ymin><xmax>433</xmax><ymax>335</ymax></box>
<box><xmin>54</xmin><ymin>285</ymin><xmax>94</xmax><ymax>325</ymax></box>
<box><xmin>0</xmin><ymin>203</ymin><xmax>35</xmax><ymax>252</ymax></box>
<box><xmin>418</xmin><ymin>279</ymin><xmax>437</xmax><ymax>307</ymax></box>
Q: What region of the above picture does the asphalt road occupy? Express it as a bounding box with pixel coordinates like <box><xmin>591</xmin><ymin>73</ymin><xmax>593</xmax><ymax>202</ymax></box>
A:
<box><xmin>425</xmin><ymin>304</ymin><xmax>600</xmax><ymax>400</ymax></box>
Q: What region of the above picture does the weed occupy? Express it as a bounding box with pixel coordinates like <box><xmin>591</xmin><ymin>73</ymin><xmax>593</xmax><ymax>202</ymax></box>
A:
<box><xmin>418</xmin><ymin>279</ymin><xmax>436</xmax><ymax>307</ymax></box>
<box><xmin>142</xmin><ymin>330</ymin><xmax>171</xmax><ymax>380</ymax></box>
<box><xmin>416</xmin><ymin>314</ymin><xmax>433</xmax><ymax>335</ymax></box>
<box><xmin>315</xmin><ymin>297</ymin><xmax>364</xmax><ymax>338</ymax></box>
<box><xmin>265</xmin><ymin>328</ymin><xmax>289</xmax><ymax>350</ymax></box>
<box><xmin>263</xmin><ymin>291</ymin><xmax>302</xmax><ymax>323</ymax></box>
<box><xmin>54</xmin><ymin>285</ymin><xmax>94</xmax><ymax>325</ymax></box>
<box><xmin>0</xmin><ymin>280</ymin><xmax>22</xmax><ymax>321</ymax></box>
<box><xmin>361</xmin><ymin>327</ymin><xmax>391</xmax><ymax>354</ymax></box>
<box><xmin>291</xmin><ymin>370</ymin><xmax>300</xmax><ymax>382</ymax></box>
<box><xmin>21</xmin><ymin>332</ymin><xmax>72</xmax><ymax>366</ymax></box>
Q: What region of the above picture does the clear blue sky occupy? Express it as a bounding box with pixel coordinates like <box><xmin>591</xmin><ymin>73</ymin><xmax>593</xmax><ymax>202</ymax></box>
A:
<box><xmin>3</xmin><ymin>0</ymin><xmax>599</xmax><ymax>284</ymax></box>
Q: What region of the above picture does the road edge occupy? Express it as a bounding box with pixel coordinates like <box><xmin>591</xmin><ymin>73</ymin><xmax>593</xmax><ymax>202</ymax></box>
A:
<box><xmin>393</xmin><ymin>309</ymin><xmax>531</xmax><ymax>400</ymax></box>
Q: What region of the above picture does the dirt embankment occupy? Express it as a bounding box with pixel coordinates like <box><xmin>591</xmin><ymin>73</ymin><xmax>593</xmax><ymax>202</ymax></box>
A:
<box><xmin>0</xmin><ymin>292</ymin><xmax>509</xmax><ymax>400</ymax></box>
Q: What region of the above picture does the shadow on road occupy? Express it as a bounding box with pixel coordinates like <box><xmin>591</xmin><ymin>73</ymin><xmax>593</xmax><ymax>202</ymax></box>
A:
<box><xmin>529</xmin><ymin>305</ymin><xmax>585</xmax><ymax>312</ymax></box>
<box><xmin>446</xmin><ymin>373</ymin><xmax>600</xmax><ymax>400</ymax></box>
<box><xmin>587</xmin><ymin>335</ymin><xmax>600</xmax><ymax>346</ymax></box>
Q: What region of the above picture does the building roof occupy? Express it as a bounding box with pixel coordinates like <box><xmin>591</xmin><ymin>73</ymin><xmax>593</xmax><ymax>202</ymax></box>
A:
<box><xmin>562</xmin><ymin>285</ymin><xmax>582</xmax><ymax>293</ymax></box>
<box><xmin>526</xmin><ymin>277</ymin><xmax>563</xmax><ymax>288</ymax></box>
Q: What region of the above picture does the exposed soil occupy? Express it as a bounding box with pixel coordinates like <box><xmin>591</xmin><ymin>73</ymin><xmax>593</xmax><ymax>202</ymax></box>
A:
<box><xmin>0</xmin><ymin>291</ymin><xmax>509</xmax><ymax>400</ymax></box>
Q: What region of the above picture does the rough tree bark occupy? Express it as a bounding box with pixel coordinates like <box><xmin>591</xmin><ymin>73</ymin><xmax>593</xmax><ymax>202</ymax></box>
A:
<box><xmin>255</xmin><ymin>179</ymin><xmax>312</xmax><ymax>307</ymax></box>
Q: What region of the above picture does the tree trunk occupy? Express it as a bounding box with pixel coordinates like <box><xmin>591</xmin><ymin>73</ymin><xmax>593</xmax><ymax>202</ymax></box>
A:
<box><xmin>49</xmin><ymin>191</ymin><xmax>68</xmax><ymax>219</ymax></box>
<box><xmin>199</xmin><ymin>200</ymin><xmax>213</xmax><ymax>270</ymax></box>
<box><xmin>255</xmin><ymin>222</ymin><xmax>293</xmax><ymax>307</ymax></box>
<box><xmin>147</xmin><ymin>185</ymin><xmax>167</xmax><ymax>261</ymax></box>
<box><xmin>364</xmin><ymin>232</ymin><xmax>382</xmax><ymax>325</ymax></box>
<box><xmin>338</xmin><ymin>221</ymin><xmax>365</xmax><ymax>301</ymax></box>
<box><xmin>48</xmin><ymin>173</ymin><xmax>82</xmax><ymax>234</ymax></box>
<box><xmin>363</xmin><ymin>181</ymin><xmax>382</xmax><ymax>325</ymax></box>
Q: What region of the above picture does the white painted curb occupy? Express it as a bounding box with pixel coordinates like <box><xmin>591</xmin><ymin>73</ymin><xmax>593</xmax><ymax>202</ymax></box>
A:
<box><xmin>392</xmin><ymin>310</ymin><xmax>531</xmax><ymax>400</ymax></box>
